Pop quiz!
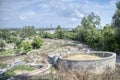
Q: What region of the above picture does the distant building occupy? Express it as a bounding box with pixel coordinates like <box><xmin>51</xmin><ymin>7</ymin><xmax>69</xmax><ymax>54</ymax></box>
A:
<box><xmin>45</xmin><ymin>30</ymin><xmax>55</xmax><ymax>34</ymax></box>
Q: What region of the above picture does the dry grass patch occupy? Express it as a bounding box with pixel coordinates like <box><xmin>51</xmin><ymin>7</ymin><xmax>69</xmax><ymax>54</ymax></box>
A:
<box><xmin>64</xmin><ymin>53</ymin><xmax>101</xmax><ymax>60</ymax></box>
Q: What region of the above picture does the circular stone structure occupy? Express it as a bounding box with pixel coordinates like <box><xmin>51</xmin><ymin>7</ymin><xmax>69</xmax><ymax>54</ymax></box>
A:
<box><xmin>60</xmin><ymin>51</ymin><xmax>116</xmax><ymax>73</ymax></box>
<box><xmin>27</xmin><ymin>63</ymin><xmax>51</xmax><ymax>76</ymax></box>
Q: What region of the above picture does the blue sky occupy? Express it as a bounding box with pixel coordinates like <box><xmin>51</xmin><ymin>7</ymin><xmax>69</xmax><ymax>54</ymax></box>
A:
<box><xmin>0</xmin><ymin>0</ymin><xmax>118</xmax><ymax>28</ymax></box>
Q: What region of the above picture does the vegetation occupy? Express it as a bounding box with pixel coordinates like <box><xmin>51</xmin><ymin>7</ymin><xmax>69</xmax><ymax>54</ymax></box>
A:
<box><xmin>42</xmin><ymin>32</ymin><xmax>55</xmax><ymax>39</ymax></box>
<box><xmin>0</xmin><ymin>61</ymin><xmax>7</xmax><ymax>69</ymax></box>
<box><xmin>4</xmin><ymin>65</ymin><xmax>35</xmax><ymax>77</ymax></box>
<box><xmin>0</xmin><ymin>49</ymin><xmax>14</xmax><ymax>56</ymax></box>
<box><xmin>31</xmin><ymin>65</ymin><xmax>120</xmax><ymax>80</ymax></box>
<box><xmin>53</xmin><ymin>68</ymin><xmax>120</xmax><ymax>80</ymax></box>
<box><xmin>0</xmin><ymin>1</ymin><xmax>119</xmax><ymax>56</ymax></box>
<box><xmin>20</xmin><ymin>26</ymin><xmax>36</xmax><ymax>38</ymax></box>
<box><xmin>32</xmin><ymin>36</ymin><xmax>43</xmax><ymax>49</ymax></box>
<box><xmin>71</xmin><ymin>11</ymin><xmax>119</xmax><ymax>53</ymax></box>
<box><xmin>39</xmin><ymin>28</ymin><xmax>45</xmax><ymax>38</ymax></box>
<box><xmin>41</xmin><ymin>2</ymin><xmax>120</xmax><ymax>54</ymax></box>
<box><xmin>112</xmin><ymin>1</ymin><xmax>120</xmax><ymax>53</ymax></box>
<box><xmin>55</xmin><ymin>25</ymin><xmax>65</xmax><ymax>39</ymax></box>
<box><xmin>21</xmin><ymin>42</ymin><xmax>33</xmax><ymax>53</ymax></box>
<box><xmin>0</xmin><ymin>29</ymin><xmax>11</xmax><ymax>41</ymax></box>
<box><xmin>0</xmin><ymin>0</ymin><xmax>119</xmax><ymax>64</ymax></box>
<box><xmin>0</xmin><ymin>26</ymin><xmax>43</xmax><ymax>55</ymax></box>
<box><xmin>0</xmin><ymin>41</ymin><xmax>5</xmax><ymax>51</ymax></box>
<box><xmin>40</xmin><ymin>9</ymin><xmax>119</xmax><ymax>54</ymax></box>
<box><xmin>0</xmin><ymin>1</ymin><xmax>120</xmax><ymax>80</ymax></box>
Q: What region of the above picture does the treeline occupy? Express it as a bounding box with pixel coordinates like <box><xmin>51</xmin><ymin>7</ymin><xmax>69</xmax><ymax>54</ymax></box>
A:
<box><xmin>0</xmin><ymin>1</ymin><xmax>120</xmax><ymax>55</ymax></box>
<box><xmin>40</xmin><ymin>16</ymin><xmax>119</xmax><ymax>54</ymax></box>
<box><xmin>39</xmin><ymin>1</ymin><xmax>120</xmax><ymax>54</ymax></box>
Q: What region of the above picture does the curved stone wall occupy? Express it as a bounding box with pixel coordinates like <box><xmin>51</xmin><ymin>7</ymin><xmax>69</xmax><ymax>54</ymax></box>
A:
<box><xmin>60</xmin><ymin>51</ymin><xmax>116</xmax><ymax>73</ymax></box>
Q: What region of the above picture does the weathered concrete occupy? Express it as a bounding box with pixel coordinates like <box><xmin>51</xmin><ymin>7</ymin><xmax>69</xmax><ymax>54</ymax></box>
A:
<box><xmin>60</xmin><ymin>51</ymin><xmax>116</xmax><ymax>73</ymax></box>
<box><xmin>27</xmin><ymin>63</ymin><xmax>51</xmax><ymax>76</ymax></box>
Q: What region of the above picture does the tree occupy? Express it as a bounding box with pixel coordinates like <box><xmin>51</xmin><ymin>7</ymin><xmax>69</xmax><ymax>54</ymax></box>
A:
<box><xmin>20</xmin><ymin>26</ymin><xmax>36</xmax><ymax>38</ymax></box>
<box><xmin>112</xmin><ymin>1</ymin><xmax>120</xmax><ymax>28</ymax></box>
<box><xmin>43</xmin><ymin>32</ymin><xmax>55</xmax><ymax>39</ymax></box>
<box><xmin>0</xmin><ymin>41</ymin><xmax>5</xmax><ymax>50</ymax></box>
<box><xmin>74</xmin><ymin>26</ymin><xmax>85</xmax><ymax>41</ymax></box>
<box><xmin>11</xmin><ymin>32</ymin><xmax>17</xmax><ymax>37</ymax></box>
<box><xmin>102</xmin><ymin>25</ymin><xmax>116</xmax><ymax>51</ymax></box>
<box><xmin>32</xmin><ymin>36</ymin><xmax>43</xmax><ymax>49</ymax></box>
<box><xmin>6</xmin><ymin>36</ymin><xmax>19</xmax><ymax>43</ymax></box>
<box><xmin>81</xmin><ymin>12</ymin><xmax>101</xmax><ymax>29</ymax></box>
<box><xmin>56</xmin><ymin>25</ymin><xmax>61</xmax><ymax>30</ymax></box>
<box><xmin>75</xmin><ymin>13</ymin><xmax>101</xmax><ymax>42</ymax></box>
<box><xmin>14</xmin><ymin>38</ymin><xmax>22</xmax><ymax>49</ymax></box>
<box><xmin>0</xmin><ymin>29</ymin><xmax>11</xmax><ymax>40</ymax></box>
<box><xmin>55</xmin><ymin>25</ymin><xmax>65</xmax><ymax>39</ymax></box>
<box><xmin>112</xmin><ymin>1</ymin><xmax>120</xmax><ymax>53</ymax></box>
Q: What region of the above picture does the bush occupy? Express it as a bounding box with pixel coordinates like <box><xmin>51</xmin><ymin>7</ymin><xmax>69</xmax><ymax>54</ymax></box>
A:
<box><xmin>0</xmin><ymin>61</ymin><xmax>7</xmax><ymax>69</ymax></box>
<box><xmin>0</xmin><ymin>41</ymin><xmax>5</xmax><ymax>51</ymax></box>
<box><xmin>32</xmin><ymin>36</ymin><xmax>43</xmax><ymax>49</ymax></box>
<box><xmin>4</xmin><ymin>69</ymin><xmax>15</xmax><ymax>77</ymax></box>
<box><xmin>21</xmin><ymin>42</ymin><xmax>33</xmax><ymax>53</ymax></box>
<box><xmin>43</xmin><ymin>32</ymin><xmax>55</xmax><ymax>39</ymax></box>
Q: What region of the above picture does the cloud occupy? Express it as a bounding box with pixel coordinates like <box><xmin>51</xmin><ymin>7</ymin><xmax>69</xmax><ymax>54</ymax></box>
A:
<box><xmin>20</xmin><ymin>11</ymin><xmax>35</xmax><ymax>21</ymax></box>
<box><xmin>71</xmin><ymin>17</ymin><xmax>78</xmax><ymax>21</ymax></box>
<box><xmin>0</xmin><ymin>0</ymin><xmax>118</xmax><ymax>28</ymax></box>
<box><xmin>0</xmin><ymin>16</ymin><xmax>9</xmax><ymax>21</ymax></box>
<box><xmin>20</xmin><ymin>15</ymin><xmax>26</xmax><ymax>21</ymax></box>
<box><xmin>75</xmin><ymin>10</ymin><xmax>84</xmax><ymax>18</ymax></box>
<box><xmin>43</xmin><ymin>0</ymin><xmax>85</xmax><ymax>20</ymax></box>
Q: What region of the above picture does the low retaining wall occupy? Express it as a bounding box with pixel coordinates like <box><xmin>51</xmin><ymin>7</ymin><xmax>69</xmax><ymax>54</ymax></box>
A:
<box><xmin>27</xmin><ymin>63</ymin><xmax>51</xmax><ymax>76</ymax></box>
<box><xmin>60</xmin><ymin>51</ymin><xmax>116</xmax><ymax>73</ymax></box>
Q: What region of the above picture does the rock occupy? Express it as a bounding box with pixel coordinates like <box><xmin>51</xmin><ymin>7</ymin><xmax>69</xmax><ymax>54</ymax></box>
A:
<box><xmin>48</xmin><ymin>55</ymin><xmax>62</xmax><ymax>69</ymax></box>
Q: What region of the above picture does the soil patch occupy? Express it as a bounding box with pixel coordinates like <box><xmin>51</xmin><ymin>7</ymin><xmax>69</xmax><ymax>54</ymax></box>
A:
<box><xmin>64</xmin><ymin>53</ymin><xmax>101</xmax><ymax>60</ymax></box>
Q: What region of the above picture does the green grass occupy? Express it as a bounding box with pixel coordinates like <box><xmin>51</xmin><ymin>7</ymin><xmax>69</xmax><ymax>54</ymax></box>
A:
<box><xmin>4</xmin><ymin>65</ymin><xmax>35</xmax><ymax>77</ymax></box>
<box><xmin>11</xmin><ymin>65</ymin><xmax>35</xmax><ymax>71</ymax></box>
<box><xmin>0</xmin><ymin>61</ymin><xmax>7</xmax><ymax>69</ymax></box>
<box><xmin>0</xmin><ymin>49</ymin><xmax>14</xmax><ymax>56</ymax></box>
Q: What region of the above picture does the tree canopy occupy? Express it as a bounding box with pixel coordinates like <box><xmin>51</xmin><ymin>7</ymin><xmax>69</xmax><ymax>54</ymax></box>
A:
<box><xmin>112</xmin><ymin>1</ymin><xmax>120</xmax><ymax>28</ymax></box>
<box><xmin>81</xmin><ymin>12</ymin><xmax>101</xmax><ymax>29</ymax></box>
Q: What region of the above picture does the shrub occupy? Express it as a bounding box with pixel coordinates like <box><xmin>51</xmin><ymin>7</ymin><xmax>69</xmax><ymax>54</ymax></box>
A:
<box><xmin>0</xmin><ymin>61</ymin><xmax>7</xmax><ymax>69</ymax></box>
<box><xmin>0</xmin><ymin>41</ymin><xmax>5</xmax><ymax>51</ymax></box>
<box><xmin>43</xmin><ymin>32</ymin><xmax>55</xmax><ymax>39</ymax></box>
<box><xmin>32</xmin><ymin>36</ymin><xmax>43</xmax><ymax>49</ymax></box>
<box><xmin>21</xmin><ymin>42</ymin><xmax>33</xmax><ymax>53</ymax></box>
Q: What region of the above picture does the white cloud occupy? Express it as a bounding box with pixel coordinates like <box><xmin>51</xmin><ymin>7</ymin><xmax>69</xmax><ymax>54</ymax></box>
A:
<box><xmin>0</xmin><ymin>0</ymin><xmax>118</xmax><ymax>28</ymax></box>
<box><xmin>20</xmin><ymin>15</ymin><xmax>26</xmax><ymax>21</ymax></box>
<box><xmin>20</xmin><ymin>11</ymin><xmax>35</xmax><ymax>21</ymax></box>
<box><xmin>71</xmin><ymin>17</ymin><xmax>78</xmax><ymax>21</ymax></box>
<box><xmin>75</xmin><ymin>10</ymin><xmax>84</xmax><ymax>18</ymax></box>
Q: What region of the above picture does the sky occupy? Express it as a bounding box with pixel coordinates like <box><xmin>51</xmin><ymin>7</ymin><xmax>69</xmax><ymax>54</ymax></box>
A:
<box><xmin>0</xmin><ymin>0</ymin><xmax>119</xmax><ymax>28</ymax></box>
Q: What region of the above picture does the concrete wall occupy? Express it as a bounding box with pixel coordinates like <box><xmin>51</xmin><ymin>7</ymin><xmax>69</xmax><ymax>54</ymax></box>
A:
<box><xmin>61</xmin><ymin>51</ymin><xmax>116</xmax><ymax>73</ymax></box>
